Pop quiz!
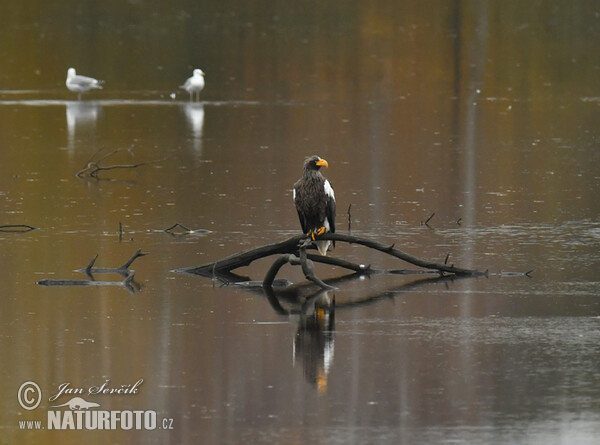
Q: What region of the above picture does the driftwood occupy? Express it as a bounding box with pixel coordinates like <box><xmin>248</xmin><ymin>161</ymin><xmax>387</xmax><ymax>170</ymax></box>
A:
<box><xmin>75</xmin><ymin>249</ymin><xmax>146</xmax><ymax>278</ymax></box>
<box><xmin>76</xmin><ymin>147</ymin><xmax>167</xmax><ymax>178</ymax></box>
<box><xmin>36</xmin><ymin>249</ymin><xmax>146</xmax><ymax>294</ymax></box>
<box><xmin>37</xmin><ymin>273</ymin><xmax>136</xmax><ymax>291</ymax></box>
<box><xmin>161</xmin><ymin>223</ymin><xmax>211</xmax><ymax>236</ymax></box>
<box><xmin>421</xmin><ymin>212</ymin><xmax>435</xmax><ymax>227</ymax></box>
<box><xmin>176</xmin><ymin>233</ymin><xmax>490</xmax><ymax>290</ymax></box>
<box><xmin>0</xmin><ymin>224</ymin><xmax>38</xmax><ymax>232</ymax></box>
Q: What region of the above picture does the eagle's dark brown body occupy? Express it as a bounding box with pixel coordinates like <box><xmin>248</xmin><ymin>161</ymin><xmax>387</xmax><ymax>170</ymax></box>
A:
<box><xmin>293</xmin><ymin>156</ymin><xmax>336</xmax><ymax>255</ymax></box>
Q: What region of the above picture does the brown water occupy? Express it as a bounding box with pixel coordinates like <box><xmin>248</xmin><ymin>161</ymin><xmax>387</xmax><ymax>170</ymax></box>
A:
<box><xmin>1</xmin><ymin>1</ymin><xmax>600</xmax><ymax>444</ymax></box>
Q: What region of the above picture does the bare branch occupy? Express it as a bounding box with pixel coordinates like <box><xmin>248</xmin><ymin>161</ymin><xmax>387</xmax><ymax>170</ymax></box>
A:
<box><xmin>176</xmin><ymin>232</ymin><xmax>489</xmax><ymax>287</ymax></box>
<box><xmin>162</xmin><ymin>223</ymin><xmax>211</xmax><ymax>235</ymax></box>
<box><xmin>76</xmin><ymin>147</ymin><xmax>168</xmax><ymax>178</ymax></box>
<box><xmin>0</xmin><ymin>224</ymin><xmax>38</xmax><ymax>232</ymax></box>
<box><xmin>37</xmin><ymin>250</ymin><xmax>146</xmax><ymax>294</ymax></box>
<box><xmin>298</xmin><ymin>238</ymin><xmax>336</xmax><ymax>290</ymax></box>
<box><xmin>37</xmin><ymin>272</ymin><xmax>137</xmax><ymax>294</ymax></box>
<box><xmin>347</xmin><ymin>203</ymin><xmax>352</xmax><ymax>232</ymax></box>
<box><xmin>421</xmin><ymin>212</ymin><xmax>435</xmax><ymax>227</ymax></box>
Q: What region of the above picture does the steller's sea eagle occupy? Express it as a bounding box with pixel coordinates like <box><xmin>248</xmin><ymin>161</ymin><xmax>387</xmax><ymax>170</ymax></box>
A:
<box><xmin>293</xmin><ymin>155</ymin><xmax>336</xmax><ymax>255</ymax></box>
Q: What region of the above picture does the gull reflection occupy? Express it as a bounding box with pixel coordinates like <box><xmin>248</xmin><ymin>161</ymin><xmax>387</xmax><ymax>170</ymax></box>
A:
<box><xmin>182</xmin><ymin>103</ymin><xmax>204</xmax><ymax>154</ymax></box>
<box><xmin>66</xmin><ymin>101</ymin><xmax>100</xmax><ymax>153</ymax></box>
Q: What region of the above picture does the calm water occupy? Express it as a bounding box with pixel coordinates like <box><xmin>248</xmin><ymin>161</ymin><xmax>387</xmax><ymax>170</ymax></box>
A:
<box><xmin>1</xmin><ymin>1</ymin><xmax>600</xmax><ymax>444</ymax></box>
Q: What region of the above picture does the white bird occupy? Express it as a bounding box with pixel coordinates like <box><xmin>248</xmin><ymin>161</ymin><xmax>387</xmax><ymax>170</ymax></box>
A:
<box><xmin>180</xmin><ymin>69</ymin><xmax>205</xmax><ymax>101</ymax></box>
<box><xmin>66</xmin><ymin>68</ymin><xmax>104</xmax><ymax>100</ymax></box>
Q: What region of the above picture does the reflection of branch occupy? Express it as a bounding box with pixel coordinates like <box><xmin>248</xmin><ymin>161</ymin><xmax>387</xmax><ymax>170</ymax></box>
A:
<box><xmin>76</xmin><ymin>147</ymin><xmax>167</xmax><ymax>178</ymax></box>
<box><xmin>334</xmin><ymin>274</ymin><xmax>468</xmax><ymax>310</ymax></box>
<box><xmin>262</xmin><ymin>273</ymin><xmax>469</xmax><ymax>315</ymax></box>
<box><xmin>37</xmin><ymin>272</ymin><xmax>138</xmax><ymax>293</ymax></box>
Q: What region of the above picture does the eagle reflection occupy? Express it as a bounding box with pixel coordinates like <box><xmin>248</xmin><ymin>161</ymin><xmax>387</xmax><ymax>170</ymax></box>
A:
<box><xmin>293</xmin><ymin>290</ymin><xmax>335</xmax><ymax>393</ymax></box>
<box><xmin>263</xmin><ymin>286</ymin><xmax>335</xmax><ymax>393</ymax></box>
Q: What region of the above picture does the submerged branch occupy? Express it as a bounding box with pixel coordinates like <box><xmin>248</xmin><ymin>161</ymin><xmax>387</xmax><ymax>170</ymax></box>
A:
<box><xmin>75</xmin><ymin>249</ymin><xmax>147</xmax><ymax>277</ymax></box>
<box><xmin>76</xmin><ymin>147</ymin><xmax>168</xmax><ymax>178</ymax></box>
<box><xmin>37</xmin><ymin>250</ymin><xmax>146</xmax><ymax>294</ymax></box>
<box><xmin>0</xmin><ymin>224</ymin><xmax>38</xmax><ymax>232</ymax></box>
<box><xmin>176</xmin><ymin>232</ymin><xmax>488</xmax><ymax>288</ymax></box>
<box><xmin>37</xmin><ymin>272</ymin><xmax>137</xmax><ymax>294</ymax></box>
<box><xmin>162</xmin><ymin>223</ymin><xmax>211</xmax><ymax>235</ymax></box>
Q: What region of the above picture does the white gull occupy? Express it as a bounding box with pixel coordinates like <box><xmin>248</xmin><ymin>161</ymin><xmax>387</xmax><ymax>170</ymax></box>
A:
<box><xmin>66</xmin><ymin>67</ymin><xmax>104</xmax><ymax>100</ymax></box>
<box><xmin>180</xmin><ymin>69</ymin><xmax>205</xmax><ymax>101</ymax></box>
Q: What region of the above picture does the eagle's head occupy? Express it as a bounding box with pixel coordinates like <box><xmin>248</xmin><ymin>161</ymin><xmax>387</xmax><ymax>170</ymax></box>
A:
<box><xmin>304</xmin><ymin>155</ymin><xmax>329</xmax><ymax>171</ymax></box>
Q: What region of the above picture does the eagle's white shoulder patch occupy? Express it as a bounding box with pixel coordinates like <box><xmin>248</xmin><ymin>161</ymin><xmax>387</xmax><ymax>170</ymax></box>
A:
<box><xmin>324</xmin><ymin>180</ymin><xmax>335</xmax><ymax>199</ymax></box>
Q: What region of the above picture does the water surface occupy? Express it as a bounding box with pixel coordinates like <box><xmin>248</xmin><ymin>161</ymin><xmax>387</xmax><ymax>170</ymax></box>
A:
<box><xmin>1</xmin><ymin>1</ymin><xmax>600</xmax><ymax>444</ymax></box>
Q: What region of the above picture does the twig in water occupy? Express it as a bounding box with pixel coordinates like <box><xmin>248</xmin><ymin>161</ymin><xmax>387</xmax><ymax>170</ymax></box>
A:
<box><xmin>0</xmin><ymin>224</ymin><xmax>38</xmax><ymax>233</ymax></box>
<box><xmin>76</xmin><ymin>147</ymin><xmax>168</xmax><ymax>178</ymax></box>
<box><xmin>163</xmin><ymin>223</ymin><xmax>211</xmax><ymax>235</ymax></box>
<box><xmin>77</xmin><ymin>249</ymin><xmax>147</xmax><ymax>277</ymax></box>
<box><xmin>37</xmin><ymin>250</ymin><xmax>146</xmax><ymax>293</ymax></box>
<box><xmin>347</xmin><ymin>204</ymin><xmax>352</xmax><ymax>232</ymax></box>
<box><xmin>421</xmin><ymin>212</ymin><xmax>435</xmax><ymax>227</ymax></box>
<box><xmin>165</xmin><ymin>223</ymin><xmax>192</xmax><ymax>233</ymax></box>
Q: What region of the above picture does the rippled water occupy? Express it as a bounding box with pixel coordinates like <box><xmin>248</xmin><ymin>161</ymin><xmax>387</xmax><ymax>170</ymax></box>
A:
<box><xmin>1</xmin><ymin>1</ymin><xmax>600</xmax><ymax>444</ymax></box>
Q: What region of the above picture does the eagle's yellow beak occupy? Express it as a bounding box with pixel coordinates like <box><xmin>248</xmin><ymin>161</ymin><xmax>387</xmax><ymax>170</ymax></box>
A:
<box><xmin>316</xmin><ymin>158</ymin><xmax>328</xmax><ymax>168</ymax></box>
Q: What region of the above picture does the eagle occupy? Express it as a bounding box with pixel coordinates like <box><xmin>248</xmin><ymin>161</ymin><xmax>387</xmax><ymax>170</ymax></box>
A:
<box><xmin>293</xmin><ymin>155</ymin><xmax>336</xmax><ymax>255</ymax></box>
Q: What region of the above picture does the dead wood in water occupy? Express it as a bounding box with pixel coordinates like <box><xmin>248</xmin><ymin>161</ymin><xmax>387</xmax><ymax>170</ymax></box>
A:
<box><xmin>175</xmin><ymin>232</ymin><xmax>489</xmax><ymax>290</ymax></box>
<box><xmin>0</xmin><ymin>224</ymin><xmax>38</xmax><ymax>232</ymax></box>
<box><xmin>37</xmin><ymin>272</ymin><xmax>137</xmax><ymax>292</ymax></box>
<box><xmin>75</xmin><ymin>249</ymin><xmax>147</xmax><ymax>278</ymax></box>
<box><xmin>161</xmin><ymin>223</ymin><xmax>211</xmax><ymax>235</ymax></box>
<box><xmin>36</xmin><ymin>250</ymin><xmax>146</xmax><ymax>294</ymax></box>
<box><xmin>76</xmin><ymin>147</ymin><xmax>168</xmax><ymax>178</ymax></box>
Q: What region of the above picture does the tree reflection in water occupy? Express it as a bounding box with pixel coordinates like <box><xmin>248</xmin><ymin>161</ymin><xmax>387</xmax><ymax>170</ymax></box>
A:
<box><xmin>258</xmin><ymin>273</ymin><xmax>475</xmax><ymax>393</ymax></box>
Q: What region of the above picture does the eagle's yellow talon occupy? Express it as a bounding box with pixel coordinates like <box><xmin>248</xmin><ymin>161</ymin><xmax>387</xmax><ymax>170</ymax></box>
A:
<box><xmin>316</xmin><ymin>226</ymin><xmax>326</xmax><ymax>236</ymax></box>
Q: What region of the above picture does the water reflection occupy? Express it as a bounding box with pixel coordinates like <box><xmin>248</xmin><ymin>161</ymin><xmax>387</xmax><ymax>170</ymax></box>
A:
<box><xmin>182</xmin><ymin>103</ymin><xmax>204</xmax><ymax>154</ymax></box>
<box><xmin>65</xmin><ymin>101</ymin><xmax>100</xmax><ymax>152</ymax></box>
<box><xmin>294</xmin><ymin>290</ymin><xmax>335</xmax><ymax>393</ymax></box>
<box><xmin>2</xmin><ymin>1</ymin><xmax>600</xmax><ymax>442</ymax></box>
<box><xmin>263</xmin><ymin>285</ymin><xmax>335</xmax><ymax>393</ymax></box>
<box><xmin>258</xmin><ymin>273</ymin><xmax>469</xmax><ymax>395</ymax></box>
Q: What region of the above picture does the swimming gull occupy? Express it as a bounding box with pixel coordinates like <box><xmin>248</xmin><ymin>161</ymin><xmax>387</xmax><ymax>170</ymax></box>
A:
<box><xmin>66</xmin><ymin>68</ymin><xmax>104</xmax><ymax>100</ymax></box>
<box><xmin>180</xmin><ymin>69</ymin><xmax>205</xmax><ymax>101</ymax></box>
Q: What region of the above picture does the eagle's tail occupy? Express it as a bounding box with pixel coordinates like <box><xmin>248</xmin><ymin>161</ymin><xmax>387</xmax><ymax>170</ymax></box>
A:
<box><xmin>315</xmin><ymin>240</ymin><xmax>330</xmax><ymax>256</ymax></box>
